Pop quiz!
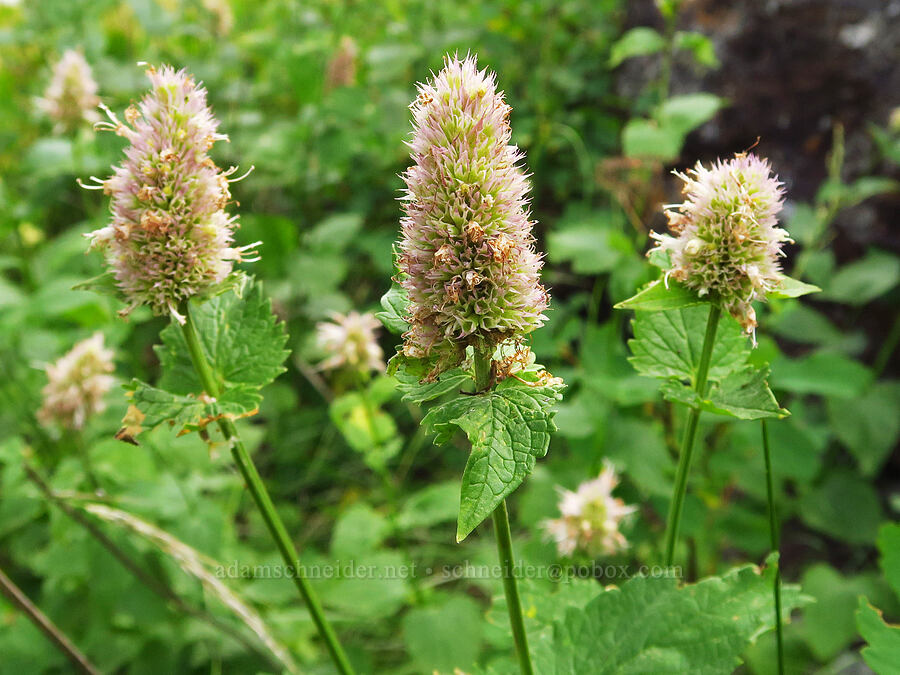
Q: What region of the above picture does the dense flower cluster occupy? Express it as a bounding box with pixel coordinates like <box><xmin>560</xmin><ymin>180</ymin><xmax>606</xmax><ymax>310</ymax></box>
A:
<box><xmin>650</xmin><ymin>153</ymin><xmax>789</xmax><ymax>332</ymax></box>
<box><xmin>38</xmin><ymin>333</ymin><xmax>115</xmax><ymax>431</ymax></box>
<box><xmin>316</xmin><ymin>311</ymin><xmax>384</xmax><ymax>374</ymax></box>
<box><xmin>85</xmin><ymin>64</ymin><xmax>256</xmax><ymax>321</ymax></box>
<box><xmin>398</xmin><ymin>55</ymin><xmax>548</xmax><ymax>374</ymax></box>
<box><xmin>542</xmin><ymin>464</ymin><xmax>636</xmax><ymax>558</ymax></box>
<box><xmin>37</xmin><ymin>49</ymin><xmax>100</xmax><ymax>133</ymax></box>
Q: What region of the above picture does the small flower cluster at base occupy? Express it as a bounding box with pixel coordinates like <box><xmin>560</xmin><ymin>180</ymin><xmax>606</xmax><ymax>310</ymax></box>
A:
<box><xmin>650</xmin><ymin>153</ymin><xmax>790</xmax><ymax>333</ymax></box>
<box><xmin>542</xmin><ymin>463</ymin><xmax>636</xmax><ymax>558</ymax></box>
<box><xmin>84</xmin><ymin>64</ymin><xmax>257</xmax><ymax>322</ymax></box>
<box><xmin>37</xmin><ymin>49</ymin><xmax>100</xmax><ymax>134</ymax></box>
<box><xmin>316</xmin><ymin>311</ymin><xmax>384</xmax><ymax>374</ymax></box>
<box><xmin>38</xmin><ymin>333</ymin><xmax>115</xmax><ymax>431</ymax></box>
<box><xmin>398</xmin><ymin>55</ymin><xmax>548</xmax><ymax>376</ymax></box>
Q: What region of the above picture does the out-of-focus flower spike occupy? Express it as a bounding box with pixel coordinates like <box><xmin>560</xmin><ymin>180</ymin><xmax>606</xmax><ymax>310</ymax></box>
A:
<box><xmin>36</xmin><ymin>49</ymin><xmax>101</xmax><ymax>134</ymax></box>
<box><xmin>38</xmin><ymin>333</ymin><xmax>115</xmax><ymax>431</ymax></box>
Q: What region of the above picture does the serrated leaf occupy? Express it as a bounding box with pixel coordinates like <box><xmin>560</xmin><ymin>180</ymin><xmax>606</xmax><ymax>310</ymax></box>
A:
<box><xmin>422</xmin><ymin>379</ymin><xmax>563</xmax><ymax>541</ymax></box>
<box><xmin>376</xmin><ymin>281</ymin><xmax>409</xmax><ymax>335</ymax></box>
<box><xmin>857</xmin><ymin>599</ymin><xmax>900</xmax><ymax>675</ymax></box>
<box><xmin>125</xmin><ymin>380</ymin><xmax>261</xmax><ymax>433</ymax></box>
<box><xmin>662</xmin><ymin>366</ymin><xmax>788</xmax><ymax>419</ymax></box>
<box><xmin>769</xmin><ymin>275</ymin><xmax>821</xmax><ymax>299</ymax></box>
<box><xmin>533</xmin><ymin>558</ymin><xmax>807</xmax><ymax>674</ymax></box>
<box><xmin>628</xmin><ymin>304</ymin><xmax>749</xmax><ymax>382</ymax></box>
<box><xmin>156</xmin><ymin>277</ymin><xmax>289</xmax><ymax>395</ymax></box>
<box><xmin>614</xmin><ymin>280</ymin><xmax>705</xmax><ymax>311</ymax></box>
<box><xmin>123</xmin><ymin>278</ymin><xmax>288</xmax><ymax>438</ymax></box>
<box><xmin>394</xmin><ymin>366</ymin><xmax>472</xmax><ymax>403</ymax></box>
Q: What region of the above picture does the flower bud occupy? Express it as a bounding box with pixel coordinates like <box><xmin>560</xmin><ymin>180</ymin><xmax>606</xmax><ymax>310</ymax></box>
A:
<box><xmin>38</xmin><ymin>333</ymin><xmax>115</xmax><ymax>431</ymax></box>
<box><xmin>541</xmin><ymin>464</ymin><xmax>636</xmax><ymax>558</ymax></box>
<box><xmin>650</xmin><ymin>153</ymin><xmax>790</xmax><ymax>332</ymax></box>
<box><xmin>84</xmin><ymin>65</ymin><xmax>256</xmax><ymax>321</ymax></box>
<box><xmin>398</xmin><ymin>55</ymin><xmax>548</xmax><ymax>374</ymax></box>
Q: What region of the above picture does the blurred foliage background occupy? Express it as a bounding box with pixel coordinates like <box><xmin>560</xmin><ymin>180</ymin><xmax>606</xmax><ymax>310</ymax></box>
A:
<box><xmin>0</xmin><ymin>0</ymin><xmax>898</xmax><ymax>672</ymax></box>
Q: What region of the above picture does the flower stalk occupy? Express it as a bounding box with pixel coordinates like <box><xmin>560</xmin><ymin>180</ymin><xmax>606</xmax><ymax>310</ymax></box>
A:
<box><xmin>180</xmin><ymin>303</ymin><xmax>355</xmax><ymax>675</ymax></box>
<box><xmin>0</xmin><ymin>565</ymin><xmax>100</xmax><ymax>675</ymax></box>
<box><xmin>663</xmin><ymin>303</ymin><xmax>721</xmax><ymax>567</ymax></box>
<box><xmin>475</xmin><ymin>350</ymin><xmax>533</xmax><ymax>675</ymax></box>
<box><xmin>762</xmin><ymin>420</ymin><xmax>785</xmax><ymax>675</ymax></box>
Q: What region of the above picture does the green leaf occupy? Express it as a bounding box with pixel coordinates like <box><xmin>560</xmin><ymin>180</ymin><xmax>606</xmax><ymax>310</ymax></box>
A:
<box><xmin>799</xmin><ymin>470</ymin><xmax>882</xmax><ymax>544</ymax></box>
<box><xmin>157</xmin><ymin>278</ymin><xmax>289</xmax><ymax>395</ymax></box>
<box><xmin>422</xmin><ymin>379</ymin><xmax>563</xmax><ymax>541</ymax></box>
<box><xmin>656</xmin><ymin>93</ymin><xmax>724</xmax><ymax>137</ymax></box>
<box><xmin>396</xmin><ymin>481</ymin><xmax>460</xmax><ymax>530</ymax></box>
<box><xmin>628</xmin><ymin>304</ymin><xmax>749</xmax><ymax>382</ymax></box>
<box><xmin>674</xmin><ymin>31</ymin><xmax>719</xmax><ymax>67</ymax></box>
<box><xmin>403</xmin><ymin>595</ymin><xmax>483</xmax><ymax>674</ymax></box>
<box><xmin>877</xmin><ymin>523</ymin><xmax>900</xmax><ymax>599</ymax></box>
<box><xmin>622</xmin><ymin>119</ymin><xmax>683</xmax><ymax>161</ymax></box>
<box><xmin>330</xmin><ymin>503</ymin><xmax>389</xmax><ymax>558</ymax></box>
<box><xmin>376</xmin><ymin>281</ymin><xmax>409</xmax><ymax>335</ymax></box>
<box><xmin>822</xmin><ymin>249</ymin><xmax>900</xmax><ymax>305</ymax></box>
<box><xmin>125</xmin><ymin>278</ymin><xmax>288</xmax><ymax>437</ymax></box>
<box><xmin>547</xmin><ymin>220</ymin><xmax>632</xmax><ymax>275</ymax></box>
<box><xmin>533</xmin><ymin>558</ymin><xmax>806</xmax><ymax>674</ymax></box>
<box><xmin>125</xmin><ymin>380</ymin><xmax>261</xmax><ymax>433</ymax></box>
<box><xmin>608</xmin><ymin>27</ymin><xmax>665</xmax><ymax>67</ymax></box>
<box><xmin>329</xmin><ymin>380</ymin><xmax>401</xmax><ymax>470</ymax></box>
<box><xmin>662</xmin><ymin>366</ymin><xmax>788</xmax><ymax>420</ymax></box>
<box><xmin>827</xmin><ymin>381</ymin><xmax>900</xmax><ymax>475</ymax></box>
<box><xmin>614</xmin><ymin>280</ymin><xmax>705</xmax><ymax>311</ymax></box>
<box><xmin>857</xmin><ymin>599</ymin><xmax>900</xmax><ymax>675</ymax></box>
<box><xmin>394</xmin><ymin>366</ymin><xmax>472</xmax><ymax>403</ymax></box>
<box><xmin>797</xmin><ymin>564</ymin><xmax>895</xmax><ymax>662</ymax></box>
<box><xmin>771</xmin><ymin>351</ymin><xmax>872</xmax><ymax>398</ymax></box>
<box><xmin>768</xmin><ymin>275</ymin><xmax>821</xmax><ymax>299</ymax></box>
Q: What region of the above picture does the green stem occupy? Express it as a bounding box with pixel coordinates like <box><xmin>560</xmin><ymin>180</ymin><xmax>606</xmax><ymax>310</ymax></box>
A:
<box><xmin>663</xmin><ymin>304</ymin><xmax>721</xmax><ymax>567</ymax></box>
<box><xmin>492</xmin><ymin>501</ymin><xmax>533</xmax><ymax>675</ymax></box>
<box><xmin>0</xmin><ymin>565</ymin><xmax>100</xmax><ymax>675</ymax></box>
<box><xmin>762</xmin><ymin>420</ymin><xmax>785</xmax><ymax>675</ymax></box>
<box><xmin>180</xmin><ymin>305</ymin><xmax>355</xmax><ymax>675</ymax></box>
<box><xmin>473</xmin><ymin>350</ymin><xmax>533</xmax><ymax>675</ymax></box>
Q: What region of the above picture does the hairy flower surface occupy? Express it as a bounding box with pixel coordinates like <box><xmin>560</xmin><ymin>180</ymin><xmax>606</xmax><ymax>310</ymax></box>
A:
<box><xmin>650</xmin><ymin>153</ymin><xmax>789</xmax><ymax>332</ymax></box>
<box><xmin>542</xmin><ymin>464</ymin><xmax>636</xmax><ymax>558</ymax></box>
<box><xmin>37</xmin><ymin>49</ymin><xmax>100</xmax><ymax>133</ymax></box>
<box><xmin>316</xmin><ymin>311</ymin><xmax>384</xmax><ymax>373</ymax></box>
<box><xmin>38</xmin><ymin>333</ymin><xmax>115</xmax><ymax>430</ymax></box>
<box><xmin>398</xmin><ymin>55</ymin><xmax>548</xmax><ymax>373</ymax></box>
<box><xmin>85</xmin><ymin>64</ymin><xmax>256</xmax><ymax>321</ymax></box>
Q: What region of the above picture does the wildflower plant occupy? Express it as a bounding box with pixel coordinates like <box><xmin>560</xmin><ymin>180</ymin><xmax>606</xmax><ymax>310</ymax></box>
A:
<box><xmin>380</xmin><ymin>55</ymin><xmax>563</xmax><ymax>675</ymax></box>
<box><xmin>81</xmin><ymin>64</ymin><xmax>355</xmax><ymax>675</ymax></box>
<box><xmin>616</xmin><ymin>151</ymin><xmax>820</xmax><ymax>674</ymax></box>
